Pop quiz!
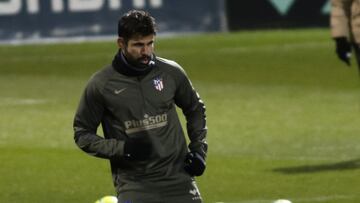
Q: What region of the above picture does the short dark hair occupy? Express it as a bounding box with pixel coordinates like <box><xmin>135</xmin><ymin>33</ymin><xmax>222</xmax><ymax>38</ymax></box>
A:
<box><xmin>118</xmin><ymin>10</ymin><xmax>157</xmax><ymax>41</ymax></box>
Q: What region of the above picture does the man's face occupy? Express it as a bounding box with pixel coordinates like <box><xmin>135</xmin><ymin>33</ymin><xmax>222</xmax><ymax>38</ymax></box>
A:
<box><xmin>118</xmin><ymin>34</ymin><xmax>155</xmax><ymax>65</ymax></box>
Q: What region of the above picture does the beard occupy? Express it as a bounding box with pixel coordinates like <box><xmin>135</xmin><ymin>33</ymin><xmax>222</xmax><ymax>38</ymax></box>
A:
<box><xmin>122</xmin><ymin>50</ymin><xmax>153</xmax><ymax>69</ymax></box>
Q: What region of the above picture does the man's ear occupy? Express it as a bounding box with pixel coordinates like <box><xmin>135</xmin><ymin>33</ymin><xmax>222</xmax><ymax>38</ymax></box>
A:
<box><xmin>117</xmin><ymin>37</ymin><xmax>125</xmax><ymax>49</ymax></box>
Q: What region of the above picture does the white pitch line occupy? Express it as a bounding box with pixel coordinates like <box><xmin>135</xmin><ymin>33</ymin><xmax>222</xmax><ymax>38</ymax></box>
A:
<box><xmin>0</xmin><ymin>98</ymin><xmax>48</xmax><ymax>106</ymax></box>
<box><xmin>214</xmin><ymin>194</ymin><xmax>355</xmax><ymax>203</ymax></box>
<box><xmin>218</xmin><ymin>42</ymin><xmax>329</xmax><ymax>54</ymax></box>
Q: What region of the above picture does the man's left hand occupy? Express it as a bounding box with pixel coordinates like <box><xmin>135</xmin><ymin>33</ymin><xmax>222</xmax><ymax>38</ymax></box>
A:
<box><xmin>184</xmin><ymin>152</ymin><xmax>206</xmax><ymax>176</ymax></box>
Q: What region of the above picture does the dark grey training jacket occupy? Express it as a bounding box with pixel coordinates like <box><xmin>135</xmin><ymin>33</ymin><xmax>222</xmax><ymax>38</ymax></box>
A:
<box><xmin>73</xmin><ymin>56</ymin><xmax>207</xmax><ymax>193</ymax></box>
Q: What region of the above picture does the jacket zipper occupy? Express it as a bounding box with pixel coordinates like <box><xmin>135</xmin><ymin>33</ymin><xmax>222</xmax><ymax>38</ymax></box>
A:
<box><xmin>137</xmin><ymin>77</ymin><xmax>146</xmax><ymax>113</ymax></box>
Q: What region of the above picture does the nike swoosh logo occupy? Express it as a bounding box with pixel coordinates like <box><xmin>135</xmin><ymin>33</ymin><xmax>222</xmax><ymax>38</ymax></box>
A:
<box><xmin>114</xmin><ymin>88</ymin><xmax>126</xmax><ymax>94</ymax></box>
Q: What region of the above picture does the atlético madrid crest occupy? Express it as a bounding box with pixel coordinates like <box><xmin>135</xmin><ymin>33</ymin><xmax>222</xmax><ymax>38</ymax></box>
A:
<box><xmin>153</xmin><ymin>77</ymin><xmax>164</xmax><ymax>91</ymax></box>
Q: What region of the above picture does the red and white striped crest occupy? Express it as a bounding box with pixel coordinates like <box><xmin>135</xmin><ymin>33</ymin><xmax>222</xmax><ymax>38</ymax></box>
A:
<box><xmin>153</xmin><ymin>77</ymin><xmax>164</xmax><ymax>91</ymax></box>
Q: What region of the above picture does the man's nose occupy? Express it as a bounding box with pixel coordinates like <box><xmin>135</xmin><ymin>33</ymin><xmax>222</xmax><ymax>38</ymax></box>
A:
<box><xmin>141</xmin><ymin>45</ymin><xmax>152</xmax><ymax>55</ymax></box>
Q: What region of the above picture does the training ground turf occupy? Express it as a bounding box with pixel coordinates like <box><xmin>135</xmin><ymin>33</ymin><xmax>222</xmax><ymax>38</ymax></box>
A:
<box><xmin>0</xmin><ymin>29</ymin><xmax>359</xmax><ymax>203</ymax></box>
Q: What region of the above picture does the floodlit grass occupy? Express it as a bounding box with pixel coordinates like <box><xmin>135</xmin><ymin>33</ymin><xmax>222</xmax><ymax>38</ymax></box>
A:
<box><xmin>0</xmin><ymin>29</ymin><xmax>359</xmax><ymax>203</ymax></box>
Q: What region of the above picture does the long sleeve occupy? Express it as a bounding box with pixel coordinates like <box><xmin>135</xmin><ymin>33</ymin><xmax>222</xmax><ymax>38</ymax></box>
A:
<box><xmin>331</xmin><ymin>0</ymin><xmax>353</xmax><ymax>38</ymax></box>
<box><xmin>73</xmin><ymin>76</ymin><xmax>125</xmax><ymax>159</ymax></box>
<box><xmin>174</xmin><ymin>70</ymin><xmax>208</xmax><ymax>159</ymax></box>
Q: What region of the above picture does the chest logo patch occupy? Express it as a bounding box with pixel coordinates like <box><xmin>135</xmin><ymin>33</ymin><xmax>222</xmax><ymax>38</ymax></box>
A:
<box><xmin>153</xmin><ymin>77</ymin><xmax>164</xmax><ymax>91</ymax></box>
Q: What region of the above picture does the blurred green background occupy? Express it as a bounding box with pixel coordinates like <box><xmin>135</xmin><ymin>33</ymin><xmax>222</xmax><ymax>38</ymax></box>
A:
<box><xmin>0</xmin><ymin>29</ymin><xmax>359</xmax><ymax>203</ymax></box>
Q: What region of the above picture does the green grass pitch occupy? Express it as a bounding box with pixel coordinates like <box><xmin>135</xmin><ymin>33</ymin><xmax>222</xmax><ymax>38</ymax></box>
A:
<box><xmin>0</xmin><ymin>29</ymin><xmax>359</xmax><ymax>203</ymax></box>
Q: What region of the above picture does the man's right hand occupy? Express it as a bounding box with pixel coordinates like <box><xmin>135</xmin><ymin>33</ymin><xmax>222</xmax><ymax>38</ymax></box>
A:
<box><xmin>334</xmin><ymin>37</ymin><xmax>352</xmax><ymax>66</ymax></box>
<box><xmin>123</xmin><ymin>135</ymin><xmax>152</xmax><ymax>161</ymax></box>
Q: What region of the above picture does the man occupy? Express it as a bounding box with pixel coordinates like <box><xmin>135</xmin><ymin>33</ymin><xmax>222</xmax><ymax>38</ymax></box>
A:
<box><xmin>331</xmin><ymin>0</ymin><xmax>360</xmax><ymax>73</ymax></box>
<box><xmin>73</xmin><ymin>10</ymin><xmax>207</xmax><ymax>203</ymax></box>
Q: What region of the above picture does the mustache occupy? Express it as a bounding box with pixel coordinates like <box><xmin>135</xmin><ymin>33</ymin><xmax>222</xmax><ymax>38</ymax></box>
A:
<box><xmin>138</xmin><ymin>55</ymin><xmax>151</xmax><ymax>61</ymax></box>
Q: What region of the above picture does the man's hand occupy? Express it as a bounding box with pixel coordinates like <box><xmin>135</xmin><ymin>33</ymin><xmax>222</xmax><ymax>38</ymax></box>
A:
<box><xmin>334</xmin><ymin>37</ymin><xmax>352</xmax><ymax>66</ymax></box>
<box><xmin>124</xmin><ymin>135</ymin><xmax>152</xmax><ymax>161</ymax></box>
<box><xmin>184</xmin><ymin>152</ymin><xmax>206</xmax><ymax>176</ymax></box>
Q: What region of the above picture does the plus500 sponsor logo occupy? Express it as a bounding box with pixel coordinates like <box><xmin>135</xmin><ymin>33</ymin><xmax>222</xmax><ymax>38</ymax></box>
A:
<box><xmin>0</xmin><ymin>0</ymin><xmax>163</xmax><ymax>15</ymax></box>
<box><xmin>124</xmin><ymin>113</ymin><xmax>168</xmax><ymax>134</ymax></box>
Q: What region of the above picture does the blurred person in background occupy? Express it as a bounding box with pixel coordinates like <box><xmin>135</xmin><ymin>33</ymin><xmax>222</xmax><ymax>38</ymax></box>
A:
<box><xmin>73</xmin><ymin>10</ymin><xmax>207</xmax><ymax>203</ymax></box>
<box><xmin>331</xmin><ymin>0</ymin><xmax>360</xmax><ymax>73</ymax></box>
